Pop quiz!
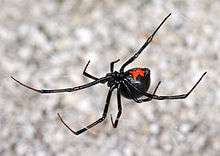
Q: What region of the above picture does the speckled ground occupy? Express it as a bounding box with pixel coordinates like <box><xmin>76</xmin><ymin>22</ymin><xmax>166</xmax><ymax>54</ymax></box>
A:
<box><xmin>0</xmin><ymin>0</ymin><xmax>220</xmax><ymax>156</ymax></box>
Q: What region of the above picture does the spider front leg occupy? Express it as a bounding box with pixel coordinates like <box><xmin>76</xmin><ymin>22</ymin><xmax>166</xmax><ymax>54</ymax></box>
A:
<box><xmin>120</xmin><ymin>13</ymin><xmax>171</xmax><ymax>72</ymax></box>
<box><xmin>11</xmin><ymin>76</ymin><xmax>109</xmax><ymax>94</ymax></box>
<box><xmin>57</xmin><ymin>86</ymin><xmax>115</xmax><ymax>135</ymax></box>
<box><xmin>110</xmin><ymin>85</ymin><xmax>122</xmax><ymax>128</ymax></box>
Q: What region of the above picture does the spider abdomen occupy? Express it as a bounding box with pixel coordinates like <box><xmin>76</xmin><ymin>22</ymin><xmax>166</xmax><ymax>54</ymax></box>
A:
<box><xmin>120</xmin><ymin>68</ymin><xmax>151</xmax><ymax>99</ymax></box>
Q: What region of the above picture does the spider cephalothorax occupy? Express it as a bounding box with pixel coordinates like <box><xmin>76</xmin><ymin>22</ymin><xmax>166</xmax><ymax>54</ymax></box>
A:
<box><xmin>11</xmin><ymin>13</ymin><xmax>207</xmax><ymax>135</ymax></box>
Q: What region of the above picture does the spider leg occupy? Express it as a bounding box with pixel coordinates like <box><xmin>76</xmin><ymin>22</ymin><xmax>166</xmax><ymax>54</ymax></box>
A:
<box><xmin>110</xmin><ymin>85</ymin><xmax>122</xmax><ymax>128</ymax></box>
<box><xmin>122</xmin><ymin>81</ymin><xmax>157</xmax><ymax>103</ymax></box>
<box><xmin>125</xmin><ymin>72</ymin><xmax>207</xmax><ymax>100</ymax></box>
<box><xmin>137</xmin><ymin>81</ymin><xmax>161</xmax><ymax>102</ymax></box>
<box><xmin>83</xmin><ymin>60</ymin><xmax>100</xmax><ymax>81</ymax></box>
<box><xmin>121</xmin><ymin>81</ymin><xmax>145</xmax><ymax>103</ymax></box>
<box><xmin>57</xmin><ymin>86</ymin><xmax>115</xmax><ymax>135</ymax></box>
<box><xmin>11</xmin><ymin>76</ymin><xmax>110</xmax><ymax>94</ymax></box>
<box><xmin>152</xmin><ymin>72</ymin><xmax>207</xmax><ymax>100</ymax></box>
<box><xmin>120</xmin><ymin>13</ymin><xmax>171</xmax><ymax>72</ymax></box>
<box><xmin>110</xmin><ymin>59</ymin><xmax>120</xmax><ymax>73</ymax></box>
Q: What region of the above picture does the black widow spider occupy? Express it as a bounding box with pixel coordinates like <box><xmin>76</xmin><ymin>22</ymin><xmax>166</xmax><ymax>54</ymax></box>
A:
<box><xmin>11</xmin><ymin>13</ymin><xmax>207</xmax><ymax>135</ymax></box>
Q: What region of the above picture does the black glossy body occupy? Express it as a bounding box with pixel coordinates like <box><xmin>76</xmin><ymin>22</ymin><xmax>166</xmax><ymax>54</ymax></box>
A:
<box><xmin>120</xmin><ymin>68</ymin><xmax>150</xmax><ymax>99</ymax></box>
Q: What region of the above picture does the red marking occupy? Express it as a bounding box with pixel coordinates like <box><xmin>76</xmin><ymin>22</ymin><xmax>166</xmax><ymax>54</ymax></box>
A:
<box><xmin>129</xmin><ymin>69</ymin><xmax>145</xmax><ymax>80</ymax></box>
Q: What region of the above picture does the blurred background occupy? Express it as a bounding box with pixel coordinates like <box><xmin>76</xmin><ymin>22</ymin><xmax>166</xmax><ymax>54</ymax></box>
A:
<box><xmin>0</xmin><ymin>0</ymin><xmax>219</xmax><ymax>155</ymax></box>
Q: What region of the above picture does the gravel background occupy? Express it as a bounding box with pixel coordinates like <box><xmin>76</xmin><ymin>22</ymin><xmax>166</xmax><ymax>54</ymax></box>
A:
<box><xmin>1</xmin><ymin>0</ymin><xmax>220</xmax><ymax>156</ymax></box>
